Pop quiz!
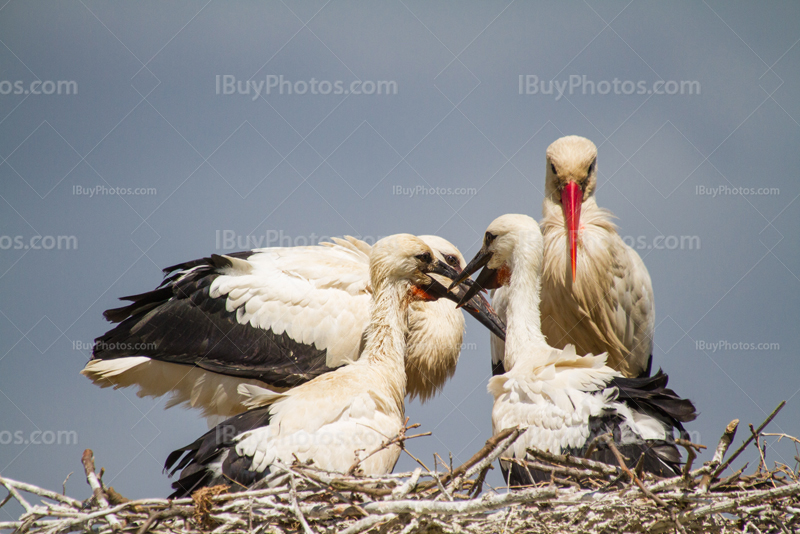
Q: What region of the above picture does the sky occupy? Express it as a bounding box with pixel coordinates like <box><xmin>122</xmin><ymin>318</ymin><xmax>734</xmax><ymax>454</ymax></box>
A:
<box><xmin>1</xmin><ymin>0</ymin><xmax>799</xmax><ymax>518</ymax></box>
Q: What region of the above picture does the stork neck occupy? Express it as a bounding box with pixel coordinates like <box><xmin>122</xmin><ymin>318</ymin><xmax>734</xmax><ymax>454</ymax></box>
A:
<box><xmin>361</xmin><ymin>281</ymin><xmax>409</xmax><ymax>396</ymax></box>
<box><xmin>542</xmin><ymin>195</ymin><xmax>599</xmax><ymax>229</ymax></box>
<box><xmin>503</xmin><ymin>239</ymin><xmax>550</xmax><ymax>369</ymax></box>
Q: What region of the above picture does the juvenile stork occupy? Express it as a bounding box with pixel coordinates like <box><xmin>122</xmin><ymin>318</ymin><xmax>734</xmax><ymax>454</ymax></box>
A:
<box><xmin>490</xmin><ymin>136</ymin><xmax>655</xmax><ymax>378</ymax></box>
<box><xmin>82</xmin><ymin>236</ymin><xmax>504</xmax><ymax>419</ymax></box>
<box><xmin>165</xmin><ymin>234</ymin><xmax>468</xmax><ymax>496</ymax></box>
<box><xmin>450</xmin><ymin>214</ymin><xmax>695</xmax><ymax>486</ymax></box>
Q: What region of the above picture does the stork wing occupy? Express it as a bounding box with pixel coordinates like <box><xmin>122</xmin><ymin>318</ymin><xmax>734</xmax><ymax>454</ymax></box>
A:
<box><xmin>84</xmin><ymin>237</ymin><xmax>372</xmax><ymax>416</ymax></box>
<box><xmin>538</xmin><ymin>227</ymin><xmax>655</xmax><ymax>378</ymax></box>
<box><xmin>588</xmin><ymin>241</ymin><xmax>654</xmax><ymax>376</ymax></box>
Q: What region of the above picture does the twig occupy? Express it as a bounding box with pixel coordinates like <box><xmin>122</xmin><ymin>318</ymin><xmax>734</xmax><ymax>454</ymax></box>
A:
<box><xmin>763</xmin><ymin>433</ymin><xmax>800</xmax><ymax>446</ymax></box>
<box><xmin>81</xmin><ymin>449</ymin><xmax>122</xmax><ymax>530</ymax></box>
<box><xmin>600</xmin><ymin>434</ymin><xmax>666</xmax><ymax>507</ymax></box>
<box><xmin>417</xmin><ymin>427</ymin><xmax>521</xmax><ymax>494</ymax></box>
<box><xmin>391</xmin><ymin>468</ymin><xmax>421</xmax><ymax>499</ymax></box>
<box><xmin>502</xmin><ymin>457</ymin><xmax>602</xmax><ymax>481</ymax></box>
<box><xmin>699</xmin><ymin>419</ymin><xmax>740</xmax><ymax>492</ymax></box>
<box><xmin>712</xmin><ymin>401</ymin><xmax>785</xmax><ymax>480</ymax></box>
<box><xmin>750</xmin><ymin>424</ymin><xmax>768</xmax><ymax>474</ymax></box>
<box><xmin>0</xmin><ymin>477</ymin><xmax>32</xmax><ymax>513</ymax></box>
<box><xmin>346</xmin><ymin>421</ymin><xmax>430</xmax><ymax>476</ymax></box>
<box><xmin>0</xmin><ymin>492</ymin><xmax>12</xmax><ymax>510</ymax></box>
<box><xmin>676</xmin><ymin>439</ymin><xmax>705</xmax><ymax>482</ymax></box>
<box><xmin>469</xmin><ymin>464</ymin><xmax>491</xmax><ymax>498</ymax></box>
<box><xmin>338</xmin><ymin>513</ymin><xmax>397</xmax><ymax>534</ymax></box>
<box><xmin>583</xmin><ymin>433</ymin><xmax>606</xmax><ymax>460</ymax></box>
<box><xmin>0</xmin><ymin>476</ymin><xmax>82</xmax><ymax>507</ymax></box>
<box><xmin>524</xmin><ymin>446</ymin><xmax>620</xmax><ymax>476</ymax></box>
<box><xmin>289</xmin><ymin>471</ymin><xmax>315</xmax><ymax>534</ymax></box>
<box><xmin>136</xmin><ymin>507</ymin><xmax>191</xmax><ymax>534</ymax></box>
<box><xmin>463</xmin><ymin>427</ymin><xmax>523</xmax><ymax>481</ymax></box>
<box><xmin>61</xmin><ymin>472</ymin><xmax>72</xmax><ymax>496</ymax></box>
<box><xmin>361</xmin><ymin>485</ymin><xmax>558</xmax><ymax>515</ymax></box>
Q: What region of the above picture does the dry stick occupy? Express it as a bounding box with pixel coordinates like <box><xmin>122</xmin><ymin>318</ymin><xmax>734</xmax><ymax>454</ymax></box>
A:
<box><xmin>136</xmin><ymin>507</ymin><xmax>191</xmax><ymax>534</ymax></box>
<box><xmin>469</xmin><ymin>464</ymin><xmax>492</xmax><ymax>498</ymax></box>
<box><xmin>61</xmin><ymin>472</ymin><xmax>72</xmax><ymax>497</ymax></box>
<box><xmin>0</xmin><ymin>492</ymin><xmax>12</xmax><ymax>511</ymax></box>
<box><xmin>752</xmin><ymin>424</ymin><xmax>770</xmax><ymax>476</ymax></box>
<box><xmin>346</xmin><ymin>421</ymin><xmax>430</xmax><ymax>476</ymax></box>
<box><xmin>361</xmin><ymin>485</ymin><xmax>558</xmax><ymax>515</ymax></box>
<box><xmin>437</xmin><ymin>427</ymin><xmax>523</xmax><ymax>496</ymax></box>
<box><xmin>503</xmin><ymin>457</ymin><xmax>599</xmax><ymax>480</ymax></box>
<box><xmin>678</xmin><ymin>482</ymin><xmax>800</xmax><ymax>523</ymax></box>
<box><xmin>463</xmin><ymin>428</ymin><xmax>523</xmax><ymax>481</ymax></box>
<box><xmin>81</xmin><ymin>450</ymin><xmax>122</xmax><ymax>531</ymax></box>
<box><xmin>338</xmin><ymin>513</ymin><xmax>397</xmax><ymax>534</ymax></box>
<box><xmin>763</xmin><ymin>433</ymin><xmax>800</xmax><ymax>446</ymax></box>
<box><xmin>600</xmin><ymin>434</ymin><xmax>666</xmax><ymax>507</ymax></box>
<box><xmin>525</xmin><ymin>446</ymin><xmax>619</xmax><ymax>476</ymax></box>
<box><xmin>583</xmin><ymin>432</ymin><xmax>606</xmax><ymax>461</ymax></box>
<box><xmin>294</xmin><ymin>468</ymin><xmax>393</xmax><ymax>498</ymax></box>
<box><xmin>288</xmin><ymin>472</ymin><xmax>315</xmax><ymax>534</ymax></box>
<box><xmin>0</xmin><ymin>476</ymin><xmax>83</xmax><ymax>507</ymax></box>
<box><xmin>675</xmin><ymin>439</ymin><xmax>706</xmax><ymax>482</ymax></box>
<box><xmin>699</xmin><ymin>419</ymin><xmax>740</xmax><ymax>492</ymax></box>
<box><xmin>413</xmin><ymin>427</ymin><xmax>519</xmax><ymax>494</ymax></box>
<box><xmin>712</xmin><ymin>401</ymin><xmax>785</xmax><ymax>480</ymax></box>
<box><xmin>391</xmin><ymin>468</ymin><xmax>421</xmax><ymax>499</ymax></box>
<box><xmin>0</xmin><ymin>477</ymin><xmax>32</xmax><ymax>513</ymax></box>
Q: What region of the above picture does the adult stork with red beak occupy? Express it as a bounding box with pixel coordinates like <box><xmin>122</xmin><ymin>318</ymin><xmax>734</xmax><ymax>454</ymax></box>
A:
<box><xmin>491</xmin><ymin>136</ymin><xmax>655</xmax><ymax>378</ymax></box>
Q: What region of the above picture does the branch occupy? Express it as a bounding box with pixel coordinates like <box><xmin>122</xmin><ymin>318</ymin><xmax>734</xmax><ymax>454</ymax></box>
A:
<box><xmin>0</xmin><ymin>476</ymin><xmax>82</xmax><ymax>507</ymax></box>
<box><xmin>81</xmin><ymin>449</ymin><xmax>122</xmax><ymax>530</ymax></box>
<box><xmin>361</xmin><ymin>485</ymin><xmax>558</xmax><ymax>515</ymax></box>
<box><xmin>712</xmin><ymin>401</ymin><xmax>785</xmax><ymax>480</ymax></box>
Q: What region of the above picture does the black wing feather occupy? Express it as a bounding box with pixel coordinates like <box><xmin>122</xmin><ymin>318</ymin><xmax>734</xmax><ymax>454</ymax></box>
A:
<box><xmin>504</xmin><ymin>370</ymin><xmax>697</xmax><ymax>487</ymax></box>
<box><xmin>93</xmin><ymin>253</ymin><xmax>335</xmax><ymax>389</ymax></box>
<box><xmin>166</xmin><ymin>406</ymin><xmax>273</xmax><ymax>498</ymax></box>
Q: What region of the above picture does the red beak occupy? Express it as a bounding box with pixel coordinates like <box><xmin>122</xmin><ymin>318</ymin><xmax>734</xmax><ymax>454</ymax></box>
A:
<box><xmin>561</xmin><ymin>181</ymin><xmax>582</xmax><ymax>282</ymax></box>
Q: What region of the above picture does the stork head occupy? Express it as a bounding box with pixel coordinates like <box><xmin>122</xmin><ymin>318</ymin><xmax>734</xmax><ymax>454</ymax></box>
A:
<box><xmin>418</xmin><ymin>234</ymin><xmax>506</xmax><ymax>340</ymax></box>
<box><xmin>370</xmin><ymin>234</ymin><xmax>506</xmax><ymax>339</ymax></box>
<box><xmin>448</xmin><ymin>214</ymin><xmax>543</xmax><ymax>307</ymax></box>
<box><xmin>369</xmin><ymin>234</ymin><xmax>458</xmax><ymax>301</ymax></box>
<box><xmin>544</xmin><ymin>135</ymin><xmax>598</xmax><ymax>282</ymax></box>
<box><xmin>417</xmin><ymin>235</ymin><xmax>465</xmax><ymax>272</ymax></box>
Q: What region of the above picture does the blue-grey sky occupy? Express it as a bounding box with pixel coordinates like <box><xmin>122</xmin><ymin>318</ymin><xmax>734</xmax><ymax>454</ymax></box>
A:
<box><xmin>1</xmin><ymin>1</ymin><xmax>799</xmax><ymax>515</ymax></box>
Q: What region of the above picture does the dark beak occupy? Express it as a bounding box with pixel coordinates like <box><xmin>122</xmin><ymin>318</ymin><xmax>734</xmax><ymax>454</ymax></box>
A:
<box><xmin>423</xmin><ymin>260</ymin><xmax>506</xmax><ymax>341</ymax></box>
<box><xmin>447</xmin><ymin>246</ymin><xmax>499</xmax><ymax>308</ymax></box>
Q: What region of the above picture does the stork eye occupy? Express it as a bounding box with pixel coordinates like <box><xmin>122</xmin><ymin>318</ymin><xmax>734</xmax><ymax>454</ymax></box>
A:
<box><xmin>550</xmin><ymin>163</ymin><xmax>557</xmax><ymax>174</ymax></box>
<box><xmin>484</xmin><ymin>232</ymin><xmax>496</xmax><ymax>246</ymax></box>
<box><xmin>587</xmin><ymin>160</ymin><xmax>595</xmax><ymax>175</ymax></box>
<box><xmin>415</xmin><ymin>252</ymin><xmax>432</xmax><ymax>263</ymax></box>
<box><xmin>443</xmin><ymin>254</ymin><xmax>459</xmax><ymax>267</ymax></box>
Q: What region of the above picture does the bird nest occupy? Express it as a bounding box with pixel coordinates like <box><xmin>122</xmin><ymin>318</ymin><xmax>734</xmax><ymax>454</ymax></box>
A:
<box><xmin>2</xmin><ymin>403</ymin><xmax>799</xmax><ymax>534</ymax></box>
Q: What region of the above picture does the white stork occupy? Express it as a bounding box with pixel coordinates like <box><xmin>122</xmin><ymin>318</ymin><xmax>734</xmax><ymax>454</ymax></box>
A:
<box><xmin>82</xmin><ymin>235</ymin><xmax>504</xmax><ymax>419</ymax></box>
<box><xmin>450</xmin><ymin>214</ymin><xmax>695</xmax><ymax>486</ymax></box>
<box><xmin>165</xmin><ymin>234</ymin><xmax>469</xmax><ymax>496</ymax></box>
<box><xmin>490</xmin><ymin>135</ymin><xmax>655</xmax><ymax>378</ymax></box>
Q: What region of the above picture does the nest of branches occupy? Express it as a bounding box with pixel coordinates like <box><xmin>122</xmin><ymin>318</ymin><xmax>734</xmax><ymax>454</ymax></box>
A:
<box><xmin>2</xmin><ymin>403</ymin><xmax>799</xmax><ymax>534</ymax></box>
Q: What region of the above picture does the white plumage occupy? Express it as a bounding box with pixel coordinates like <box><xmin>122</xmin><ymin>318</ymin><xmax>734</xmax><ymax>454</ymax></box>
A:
<box><xmin>166</xmin><ymin>234</ymin><xmax>465</xmax><ymax>495</ymax></box>
<box><xmin>491</xmin><ymin>136</ymin><xmax>655</xmax><ymax>378</ymax></box>
<box><xmin>451</xmin><ymin>214</ymin><xmax>695</xmax><ymax>486</ymax></box>
<box><xmin>83</xmin><ymin>235</ymin><xmax>501</xmax><ymax>421</ymax></box>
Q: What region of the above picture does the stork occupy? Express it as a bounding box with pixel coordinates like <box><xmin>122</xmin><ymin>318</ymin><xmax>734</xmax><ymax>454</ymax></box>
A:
<box><xmin>490</xmin><ymin>136</ymin><xmax>655</xmax><ymax>378</ymax></box>
<box><xmin>165</xmin><ymin>234</ymin><xmax>471</xmax><ymax>496</ymax></box>
<box><xmin>450</xmin><ymin>214</ymin><xmax>695</xmax><ymax>486</ymax></box>
<box><xmin>82</xmin><ymin>236</ymin><xmax>505</xmax><ymax>420</ymax></box>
